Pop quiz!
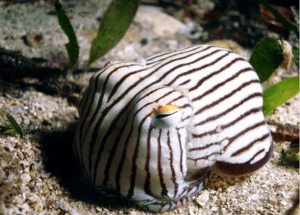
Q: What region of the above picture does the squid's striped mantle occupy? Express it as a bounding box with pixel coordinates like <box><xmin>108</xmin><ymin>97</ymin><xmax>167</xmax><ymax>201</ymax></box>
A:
<box><xmin>73</xmin><ymin>45</ymin><xmax>273</xmax><ymax>212</ymax></box>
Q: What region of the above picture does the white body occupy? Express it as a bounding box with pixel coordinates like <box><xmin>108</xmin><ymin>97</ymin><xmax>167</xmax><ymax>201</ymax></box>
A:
<box><xmin>73</xmin><ymin>45</ymin><xmax>273</xmax><ymax>212</ymax></box>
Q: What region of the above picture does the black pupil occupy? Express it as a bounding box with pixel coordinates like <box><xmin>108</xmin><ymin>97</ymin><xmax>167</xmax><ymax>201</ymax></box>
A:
<box><xmin>156</xmin><ymin>111</ymin><xmax>178</xmax><ymax>119</ymax></box>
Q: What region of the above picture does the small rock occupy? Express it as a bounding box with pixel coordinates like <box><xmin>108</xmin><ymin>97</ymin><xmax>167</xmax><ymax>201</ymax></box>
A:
<box><xmin>40</xmin><ymin>171</ymin><xmax>51</xmax><ymax>179</ymax></box>
<box><xmin>11</xmin><ymin>107</ymin><xmax>22</xmax><ymax>114</ymax></box>
<box><xmin>220</xmin><ymin>196</ymin><xmax>226</xmax><ymax>202</ymax></box>
<box><xmin>23</xmin><ymin>117</ymin><xmax>30</xmax><ymax>125</ymax></box>
<box><xmin>268</xmin><ymin>197</ymin><xmax>277</xmax><ymax>205</ymax></box>
<box><xmin>21</xmin><ymin>203</ymin><xmax>30</xmax><ymax>211</ymax></box>
<box><xmin>21</xmin><ymin>174</ymin><xmax>31</xmax><ymax>183</ymax></box>
<box><xmin>196</xmin><ymin>190</ymin><xmax>210</xmax><ymax>207</ymax></box>
<box><xmin>48</xmin><ymin>112</ymin><xmax>53</xmax><ymax>118</ymax></box>
<box><xmin>167</xmin><ymin>39</ymin><xmax>178</xmax><ymax>49</ymax></box>
<box><xmin>29</xmin><ymin>108</ymin><xmax>35</xmax><ymax>114</ymax></box>
<box><xmin>134</xmin><ymin>6</ymin><xmax>188</xmax><ymax>37</ymax></box>
<box><xmin>22</xmin><ymin>33</ymin><xmax>43</xmax><ymax>47</ymax></box>
<box><xmin>188</xmin><ymin>207</ymin><xmax>195</xmax><ymax>215</ymax></box>
<box><xmin>95</xmin><ymin>206</ymin><xmax>102</xmax><ymax>212</ymax></box>
<box><xmin>251</xmin><ymin>194</ymin><xmax>259</xmax><ymax>201</ymax></box>
<box><xmin>211</xmin><ymin>206</ymin><xmax>219</xmax><ymax>212</ymax></box>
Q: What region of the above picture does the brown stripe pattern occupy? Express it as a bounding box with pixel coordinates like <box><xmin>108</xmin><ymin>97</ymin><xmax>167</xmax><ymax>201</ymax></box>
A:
<box><xmin>73</xmin><ymin>45</ymin><xmax>273</xmax><ymax>212</ymax></box>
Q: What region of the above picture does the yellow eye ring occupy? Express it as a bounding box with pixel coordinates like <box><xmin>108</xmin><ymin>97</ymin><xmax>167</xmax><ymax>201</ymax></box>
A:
<box><xmin>151</xmin><ymin>104</ymin><xmax>180</xmax><ymax>115</ymax></box>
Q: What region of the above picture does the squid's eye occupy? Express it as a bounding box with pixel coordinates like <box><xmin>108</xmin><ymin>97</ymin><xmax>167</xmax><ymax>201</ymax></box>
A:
<box><xmin>156</xmin><ymin>111</ymin><xmax>178</xmax><ymax>119</ymax></box>
<box><xmin>151</xmin><ymin>105</ymin><xmax>181</xmax><ymax>128</ymax></box>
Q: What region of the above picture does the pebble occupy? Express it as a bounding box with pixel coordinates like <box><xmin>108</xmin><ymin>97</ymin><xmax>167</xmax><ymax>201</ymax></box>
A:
<box><xmin>167</xmin><ymin>39</ymin><xmax>178</xmax><ymax>49</ymax></box>
<box><xmin>95</xmin><ymin>206</ymin><xmax>102</xmax><ymax>212</ymax></box>
<box><xmin>211</xmin><ymin>206</ymin><xmax>219</xmax><ymax>212</ymax></box>
<box><xmin>11</xmin><ymin>107</ymin><xmax>22</xmax><ymax>114</ymax></box>
<box><xmin>40</xmin><ymin>171</ymin><xmax>51</xmax><ymax>179</ymax></box>
<box><xmin>6</xmin><ymin>94</ymin><xmax>13</xmax><ymax>99</ymax></box>
<box><xmin>29</xmin><ymin>108</ymin><xmax>35</xmax><ymax>114</ymax></box>
<box><xmin>269</xmin><ymin>197</ymin><xmax>277</xmax><ymax>205</ymax></box>
<box><xmin>188</xmin><ymin>207</ymin><xmax>195</xmax><ymax>215</ymax></box>
<box><xmin>134</xmin><ymin>6</ymin><xmax>188</xmax><ymax>37</ymax></box>
<box><xmin>251</xmin><ymin>194</ymin><xmax>259</xmax><ymax>201</ymax></box>
<box><xmin>196</xmin><ymin>190</ymin><xmax>210</xmax><ymax>207</ymax></box>
<box><xmin>23</xmin><ymin>117</ymin><xmax>30</xmax><ymax>125</ymax></box>
<box><xmin>220</xmin><ymin>196</ymin><xmax>226</xmax><ymax>202</ymax></box>
<box><xmin>21</xmin><ymin>174</ymin><xmax>31</xmax><ymax>183</ymax></box>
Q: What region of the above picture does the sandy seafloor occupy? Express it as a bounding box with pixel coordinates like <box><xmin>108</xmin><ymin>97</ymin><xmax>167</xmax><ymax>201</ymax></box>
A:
<box><xmin>0</xmin><ymin>1</ymin><xmax>299</xmax><ymax>214</ymax></box>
